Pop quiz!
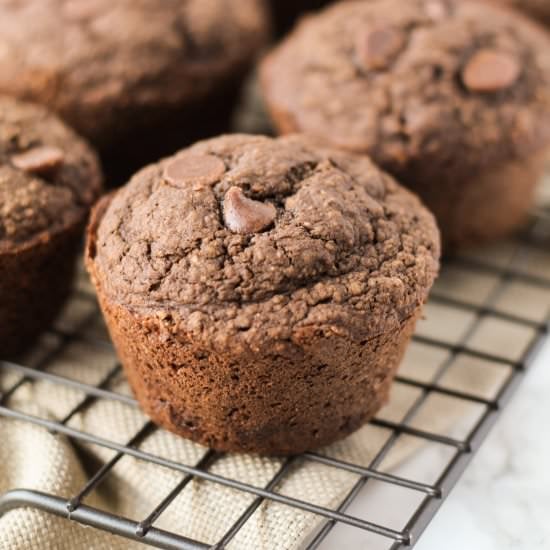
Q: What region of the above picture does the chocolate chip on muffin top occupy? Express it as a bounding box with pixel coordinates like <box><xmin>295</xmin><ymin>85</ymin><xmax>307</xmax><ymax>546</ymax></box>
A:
<box><xmin>461</xmin><ymin>48</ymin><xmax>521</xmax><ymax>93</ymax></box>
<box><xmin>0</xmin><ymin>96</ymin><xmax>102</xmax><ymax>249</ymax></box>
<box><xmin>91</xmin><ymin>134</ymin><xmax>439</xmax><ymax>344</ymax></box>
<box><xmin>11</xmin><ymin>145</ymin><xmax>65</xmax><ymax>176</ymax></box>
<box><xmin>223</xmin><ymin>186</ymin><xmax>277</xmax><ymax>234</ymax></box>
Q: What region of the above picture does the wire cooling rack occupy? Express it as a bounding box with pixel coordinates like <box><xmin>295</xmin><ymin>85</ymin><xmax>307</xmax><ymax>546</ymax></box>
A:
<box><xmin>0</xmin><ymin>194</ymin><xmax>549</xmax><ymax>549</ymax></box>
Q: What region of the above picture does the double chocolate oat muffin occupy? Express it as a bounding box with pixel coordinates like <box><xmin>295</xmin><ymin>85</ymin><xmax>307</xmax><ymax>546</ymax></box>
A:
<box><xmin>0</xmin><ymin>96</ymin><xmax>102</xmax><ymax>358</ymax></box>
<box><xmin>0</xmin><ymin>0</ymin><xmax>270</xmax><ymax>180</ymax></box>
<box><xmin>86</xmin><ymin>134</ymin><xmax>439</xmax><ymax>455</ymax></box>
<box><xmin>261</xmin><ymin>0</ymin><xmax>550</xmax><ymax>249</ymax></box>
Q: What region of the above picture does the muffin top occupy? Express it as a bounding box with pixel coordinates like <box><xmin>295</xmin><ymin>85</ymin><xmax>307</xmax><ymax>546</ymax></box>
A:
<box><xmin>0</xmin><ymin>0</ymin><xmax>269</xmax><ymax>145</ymax></box>
<box><xmin>0</xmin><ymin>96</ymin><xmax>102</xmax><ymax>252</ymax></box>
<box><xmin>88</xmin><ymin>134</ymin><xmax>439</xmax><ymax>347</ymax></box>
<box><xmin>261</xmin><ymin>0</ymin><xmax>550</xmax><ymax>179</ymax></box>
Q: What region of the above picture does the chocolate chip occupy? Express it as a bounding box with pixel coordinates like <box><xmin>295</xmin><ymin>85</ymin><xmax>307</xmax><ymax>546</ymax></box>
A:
<box><xmin>163</xmin><ymin>153</ymin><xmax>226</xmax><ymax>188</ymax></box>
<box><xmin>11</xmin><ymin>146</ymin><xmax>65</xmax><ymax>176</ymax></box>
<box><xmin>462</xmin><ymin>49</ymin><xmax>521</xmax><ymax>93</ymax></box>
<box><xmin>223</xmin><ymin>186</ymin><xmax>276</xmax><ymax>234</ymax></box>
<box><xmin>356</xmin><ymin>26</ymin><xmax>405</xmax><ymax>71</ymax></box>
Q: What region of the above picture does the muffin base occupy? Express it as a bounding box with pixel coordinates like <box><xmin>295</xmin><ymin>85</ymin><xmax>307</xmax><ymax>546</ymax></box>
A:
<box><xmin>92</xmin><ymin>289</ymin><xmax>420</xmax><ymax>455</ymax></box>
<box><xmin>424</xmin><ymin>151</ymin><xmax>548</xmax><ymax>250</ymax></box>
<box><xmin>0</xmin><ymin>223</ymin><xmax>82</xmax><ymax>359</ymax></box>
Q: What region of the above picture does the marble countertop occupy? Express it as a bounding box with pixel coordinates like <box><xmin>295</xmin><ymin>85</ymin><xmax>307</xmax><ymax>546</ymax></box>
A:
<box><xmin>415</xmin><ymin>335</ymin><xmax>550</xmax><ymax>550</ymax></box>
<box><xmin>323</xmin><ymin>335</ymin><xmax>550</xmax><ymax>550</ymax></box>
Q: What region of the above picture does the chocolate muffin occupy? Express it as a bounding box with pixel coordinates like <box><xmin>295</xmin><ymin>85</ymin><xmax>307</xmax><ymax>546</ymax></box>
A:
<box><xmin>0</xmin><ymin>0</ymin><xmax>270</xmax><ymax>182</ymax></box>
<box><xmin>261</xmin><ymin>0</ymin><xmax>550</xmax><ymax>249</ymax></box>
<box><xmin>86</xmin><ymin>134</ymin><xmax>439</xmax><ymax>455</ymax></box>
<box><xmin>0</xmin><ymin>96</ymin><xmax>102</xmax><ymax>358</ymax></box>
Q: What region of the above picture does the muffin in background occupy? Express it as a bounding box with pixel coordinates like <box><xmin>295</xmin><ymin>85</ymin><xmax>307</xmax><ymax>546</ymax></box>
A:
<box><xmin>86</xmin><ymin>133</ymin><xmax>440</xmax><ymax>455</ymax></box>
<box><xmin>0</xmin><ymin>96</ymin><xmax>102</xmax><ymax>358</ymax></box>
<box><xmin>261</xmin><ymin>0</ymin><xmax>550</xmax><ymax>249</ymax></box>
<box><xmin>0</xmin><ymin>0</ymin><xmax>270</xmax><ymax>183</ymax></box>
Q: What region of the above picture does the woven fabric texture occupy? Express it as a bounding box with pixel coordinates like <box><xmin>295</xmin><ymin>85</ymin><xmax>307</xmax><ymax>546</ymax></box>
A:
<box><xmin>0</xmin><ymin>284</ymin><xmax>512</xmax><ymax>549</ymax></box>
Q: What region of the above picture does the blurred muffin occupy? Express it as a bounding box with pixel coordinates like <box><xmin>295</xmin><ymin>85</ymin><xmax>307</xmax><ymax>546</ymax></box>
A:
<box><xmin>86</xmin><ymin>133</ymin><xmax>439</xmax><ymax>455</ymax></box>
<box><xmin>0</xmin><ymin>0</ymin><xmax>270</xmax><ymax>182</ymax></box>
<box><xmin>0</xmin><ymin>96</ymin><xmax>102</xmax><ymax>358</ymax></box>
<box><xmin>261</xmin><ymin>0</ymin><xmax>550</xmax><ymax>249</ymax></box>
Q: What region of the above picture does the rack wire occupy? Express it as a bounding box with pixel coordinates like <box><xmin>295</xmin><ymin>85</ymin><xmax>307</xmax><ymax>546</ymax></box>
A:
<box><xmin>1</xmin><ymin>198</ymin><xmax>549</xmax><ymax>549</ymax></box>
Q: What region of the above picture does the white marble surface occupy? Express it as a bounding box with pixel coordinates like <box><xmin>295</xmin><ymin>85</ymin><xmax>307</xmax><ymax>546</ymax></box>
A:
<box><xmin>415</xmin><ymin>335</ymin><xmax>550</xmax><ymax>550</ymax></box>
<box><xmin>321</xmin><ymin>336</ymin><xmax>550</xmax><ymax>550</ymax></box>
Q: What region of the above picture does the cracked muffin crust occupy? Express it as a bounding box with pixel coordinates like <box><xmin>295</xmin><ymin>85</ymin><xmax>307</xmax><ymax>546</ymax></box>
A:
<box><xmin>86</xmin><ymin>134</ymin><xmax>440</xmax><ymax>455</ymax></box>
<box><xmin>0</xmin><ymin>95</ymin><xmax>102</xmax><ymax>357</ymax></box>
<box><xmin>260</xmin><ymin>0</ymin><xmax>550</xmax><ymax>248</ymax></box>
<box><xmin>0</xmin><ymin>0</ymin><xmax>270</xmax><ymax>177</ymax></box>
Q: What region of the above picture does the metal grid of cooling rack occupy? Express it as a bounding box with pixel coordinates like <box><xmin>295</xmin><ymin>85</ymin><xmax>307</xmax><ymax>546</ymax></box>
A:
<box><xmin>0</xmin><ymin>204</ymin><xmax>549</xmax><ymax>550</ymax></box>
